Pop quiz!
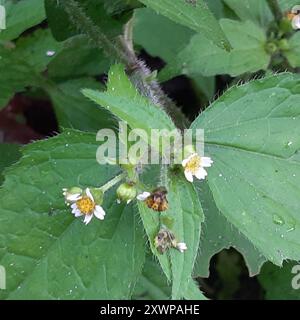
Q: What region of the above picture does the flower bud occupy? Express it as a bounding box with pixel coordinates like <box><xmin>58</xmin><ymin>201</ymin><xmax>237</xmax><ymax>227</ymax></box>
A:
<box><xmin>116</xmin><ymin>183</ymin><xmax>137</xmax><ymax>204</ymax></box>
<box><xmin>89</xmin><ymin>188</ymin><xmax>104</xmax><ymax>205</ymax></box>
<box><xmin>278</xmin><ymin>39</ymin><xmax>290</xmax><ymax>51</ymax></box>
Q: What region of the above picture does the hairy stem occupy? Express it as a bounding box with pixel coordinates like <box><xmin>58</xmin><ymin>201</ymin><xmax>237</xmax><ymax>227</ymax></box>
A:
<box><xmin>58</xmin><ymin>0</ymin><xmax>189</xmax><ymax>129</ymax></box>
<box><xmin>58</xmin><ymin>0</ymin><xmax>132</xmax><ymax>66</ymax></box>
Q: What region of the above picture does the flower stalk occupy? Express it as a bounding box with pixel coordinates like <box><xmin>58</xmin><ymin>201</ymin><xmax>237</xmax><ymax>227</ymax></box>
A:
<box><xmin>99</xmin><ymin>172</ymin><xmax>127</xmax><ymax>193</ymax></box>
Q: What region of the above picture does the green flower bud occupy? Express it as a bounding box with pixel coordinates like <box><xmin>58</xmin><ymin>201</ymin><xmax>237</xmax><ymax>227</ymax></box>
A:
<box><xmin>278</xmin><ymin>39</ymin><xmax>290</xmax><ymax>51</ymax></box>
<box><xmin>116</xmin><ymin>183</ymin><xmax>137</xmax><ymax>204</ymax></box>
<box><xmin>90</xmin><ymin>188</ymin><xmax>104</xmax><ymax>205</ymax></box>
<box><xmin>265</xmin><ymin>42</ymin><xmax>278</xmax><ymax>55</ymax></box>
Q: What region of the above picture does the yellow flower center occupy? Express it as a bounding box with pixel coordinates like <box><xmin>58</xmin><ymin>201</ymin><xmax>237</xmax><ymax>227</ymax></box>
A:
<box><xmin>287</xmin><ymin>12</ymin><xmax>297</xmax><ymax>21</ymax></box>
<box><xmin>185</xmin><ymin>154</ymin><xmax>201</xmax><ymax>174</ymax></box>
<box><xmin>76</xmin><ymin>196</ymin><xmax>95</xmax><ymax>215</ymax></box>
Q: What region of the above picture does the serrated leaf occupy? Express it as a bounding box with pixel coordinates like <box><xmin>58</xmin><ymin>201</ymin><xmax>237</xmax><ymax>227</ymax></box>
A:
<box><xmin>0</xmin><ymin>130</ymin><xmax>145</xmax><ymax>299</ymax></box>
<box><xmin>82</xmin><ymin>64</ymin><xmax>176</xmax><ymax>135</ymax></box>
<box><xmin>0</xmin><ymin>0</ymin><xmax>46</xmax><ymax>41</ymax></box>
<box><xmin>183</xmin><ymin>278</ymin><xmax>207</xmax><ymax>300</ymax></box>
<box><xmin>285</xmin><ymin>33</ymin><xmax>300</xmax><ymax>68</ymax></box>
<box><xmin>137</xmin><ymin>202</ymin><xmax>172</xmax><ymax>281</ymax></box>
<box><xmin>167</xmin><ymin>175</ymin><xmax>204</xmax><ymax>299</ymax></box>
<box><xmin>195</xmin><ymin>182</ymin><xmax>266</xmax><ymax>278</ymax></box>
<box><xmin>161</xmin><ymin>19</ymin><xmax>270</xmax><ymax>80</ymax></box>
<box><xmin>137</xmin><ymin>171</ymin><xmax>204</xmax><ymax>299</ymax></box>
<box><xmin>191</xmin><ymin>73</ymin><xmax>300</xmax><ymax>266</ymax></box>
<box><xmin>258</xmin><ymin>261</ymin><xmax>300</xmax><ymax>300</ymax></box>
<box><xmin>138</xmin><ymin>0</ymin><xmax>230</xmax><ymax>50</ymax></box>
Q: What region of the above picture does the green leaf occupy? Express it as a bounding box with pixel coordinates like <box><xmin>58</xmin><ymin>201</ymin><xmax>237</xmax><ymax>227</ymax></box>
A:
<box><xmin>195</xmin><ymin>182</ymin><xmax>266</xmax><ymax>278</ymax></box>
<box><xmin>138</xmin><ymin>0</ymin><xmax>230</xmax><ymax>50</ymax></box>
<box><xmin>161</xmin><ymin>19</ymin><xmax>270</xmax><ymax>79</ymax></box>
<box><xmin>0</xmin><ymin>144</ymin><xmax>21</xmax><ymax>185</ymax></box>
<box><xmin>103</xmin><ymin>0</ymin><xmax>141</xmax><ymax>15</ymax></box>
<box><xmin>258</xmin><ymin>262</ymin><xmax>300</xmax><ymax>300</ymax></box>
<box><xmin>223</xmin><ymin>0</ymin><xmax>273</xmax><ymax>27</ymax></box>
<box><xmin>133</xmin><ymin>8</ymin><xmax>194</xmax><ymax>63</ymax></box>
<box><xmin>137</xmin><ymin>171</ymin><xmax>204</xmax><ymax>300</ymax></box>
<box><xmin>133</xmin><ymin>256</ymin><xmax>171</xmax><ymax>300</ymax></box>
<box><xmin>278</xmin><ymin>0</ymin><xmax>299</xmax><ymax>11</ymax></box>
<box><xmin>0</xmin><ymin>0</ymin><xmax>46</xmax><ymax>41</ymax></box>
<box><xmin>82</xmin><ymin>64</ymin><xmax>176</xmax><ymax>135</ymax></box>
<box><xmin>191</xmin><ymin>73</ymin><xmax>300</xmax><ymax>266</ymax></box>
<box><xmin>285</xmin><ymin>33</ymin><xmax>300</xmax><ymax>68</ymax></box>
<box><xmin>44</xmin><ymin>78</ymin><xmax>115</xmax><ymax>132</ymax></box>
<box><xmin>12</xmin><ymin>28</ymin><xmax>64</xmax><ymax>73</ymax></box>
<box><xmin>0</xmin><ymin>49</ymin><xmax>39</xmax><ymax>109</ymax></box>
<box><xmin>0</xmin><ymin>130</ymin><xmax>145</xmax><ymax>299</ymax></box>
<box><xmin>137</xmin><ymin>202</ymin><xmax>172</xmax><ymax>281</ymax></box>
<box><xmin>167</xmin><ymin>174</ymin><xmax>204</xmax><ymax>299</ymax></box>
<box><xmin>0</xmin><ymin>28</ymin><xmax>62</xmax><ymax>108</ymax></box>
<box><xmin>48</xmin><ymin>35</ymin><xmax>110</xmax><ymax>80</ymax></box>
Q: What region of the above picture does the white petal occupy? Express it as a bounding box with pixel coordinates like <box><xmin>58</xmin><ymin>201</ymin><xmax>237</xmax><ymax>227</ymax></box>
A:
<box><xmin>184</xmin><ymin>170</ymin><xmax>194</xmax><ymax>182</ymax></box>
<box><xmin>71</xmin><ymin>205</ymin><xmax>78</xmax><ymax>214</ymax></box>
<box><xmin>94</xmin><ymin>206</ymin><xmax>105</xmax><ymax>220</ymax></box>
<box><xmin>195</xmin><ymin>167</ymin><xmax>207</xmax><ymax>180</ymax></box>
<box><xmin>71</xmin><ymin>203</ymin><xmax>77</xmax><ymax>209</ymax></box>
<box><xmin>96</xmin><ymin>205</ymin><xmax>106</xmax><ymax>216</ymax></box>
<box><xmin>84</xmin><ymin>214</ymin><xmax>93</xmax><ymax>225</ymax></box>
<box><xmin>127</xmin><ymin>199</ymin><xmax>132</xmax><ymax>204</ymax></box>
<box><xmin>137</xmin><ymin>192</ymin><xmax>151</xmax><ymax>201</ymax></box>
<box><xmin>85</xmin><ymin>188</ymin><xmax>94</xmax><ymax>202</ymax></box>
<box><xmin>116</xmin><ymin>199</ymin><xmax>121</xmax><ymax>204</ymax></box>
<box><xmin>177</xmin><ymin>242</ymin><xmax>187</xmax><ymax>252</ymax></box>
<box><xmin>66</xmin><ymin>193</ymin><xmax>81</xmax><ymax>201</ymax></box>
<box><xmin>293</xmin><ymin>16</ymin><xmax>300</xmax><ymax>29</ymax></box>
<box><xmin>201</xmin><ymin>157</ymin><xmax>213</xmax><ymax>167</ymax></box>
<box><xmin>75</xmin><ymin>210</ymin><xmax>83</xmax><ymax>217</ymax></box>
<box><xmin>182</xmin><ymin>158</ymin><xmax>189</xmax><ymax>167</ymax></box>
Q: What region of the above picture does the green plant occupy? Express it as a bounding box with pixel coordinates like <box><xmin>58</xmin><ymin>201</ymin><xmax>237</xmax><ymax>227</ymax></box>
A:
<box><xmin>1</xmin><ymin>0</ymin><xmax>300</xmax><ymax>300</ymax></box>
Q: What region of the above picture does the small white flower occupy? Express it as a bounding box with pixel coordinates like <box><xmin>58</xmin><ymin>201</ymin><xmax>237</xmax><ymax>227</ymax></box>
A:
<box><xmin>176</xmin><ymin>242</ymin><xmax>188</xmax><ymax>253</ymax></box>
<box><xmin>63</xmin><ymin>187</ymin><xmax>106</xmax><ymax>225</ymax></box>
<box><xmin>137</xmin><ymin>192</ymin><xmax>151</xmax><ymax>201</ymax></box>
<box><xmin>46</xmin><ymin>50</ymin><xmax>56</xmax><ymax>57</ymax></box>
<box><xmin>182</xmin><ymin>153</ymin><xmax>213</xmax><ymax>183</ymax></box>
<box><xmin>292</xmin><ymin>15</ymin><xmax>300</xmax><ymax>29</ymax></box>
